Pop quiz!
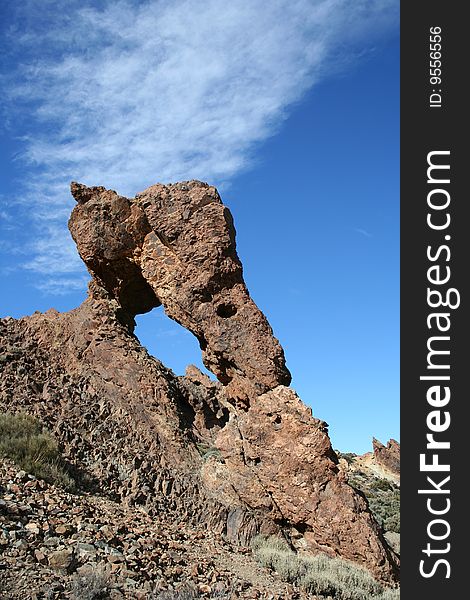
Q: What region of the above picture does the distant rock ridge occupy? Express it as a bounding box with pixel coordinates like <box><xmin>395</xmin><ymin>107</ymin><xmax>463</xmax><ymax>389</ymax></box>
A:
<box><xmin>0</xmin><ymin>181</ymin><xmax>399</xmax><ymax>583</ymax></box>
<box><xmin>338</xmin><ymin>439</ymin><xmax>400</xmax><ymax>487</ymax></box>
<box><xmin>373</xmin><ymin>438</ymin><xmax>400</xmax><ymax>478</ymax></box>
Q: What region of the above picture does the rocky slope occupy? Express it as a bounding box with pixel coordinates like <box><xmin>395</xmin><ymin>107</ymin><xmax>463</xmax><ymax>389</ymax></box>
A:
<box><xmin>0</xmin><ymin>458</ymin><xmax>312</xmax><ymax>599</ymax></box>
<box><xmin>0</xmin><ymin>180</ymin><xmax>399</xmax><ymax>588</ymax></box>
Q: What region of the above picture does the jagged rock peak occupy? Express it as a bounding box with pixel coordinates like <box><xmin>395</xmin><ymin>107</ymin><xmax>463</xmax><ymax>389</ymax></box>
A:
<box><xmin>373</xmin><ymin>438</ymin><xmax>400</xmax><ymax>477</ymax></box>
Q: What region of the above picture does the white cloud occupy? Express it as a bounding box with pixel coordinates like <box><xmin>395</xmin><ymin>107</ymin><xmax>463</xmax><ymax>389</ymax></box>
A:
<box><xmin>22</xmin><ymin>223</ymin><xmax>84</xmax><ymax>274</ymax></box>
<box><xmin>354</xmin><ymin>228</ymin><xmax>373</xmax><ymax>238</ymax></box>
<box><xmin>35</xmin><ymin>276</ymin><xmax>91</xmax><ymax>296</ymax></box>
<box><xmin>3</xmin><ymin>0</ymin><xmax>397</xmax><ymax>294</ymax></box>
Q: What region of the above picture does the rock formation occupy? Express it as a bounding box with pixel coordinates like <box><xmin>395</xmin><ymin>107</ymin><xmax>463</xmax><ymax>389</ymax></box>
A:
<box><xmin>68</xmin><ymin>181</ymin><xmax>290</xmax><ymax>406</ymax></box>
<box><xmin>338</xmin><ymin>439</ymin><xmax>401</xmax><ymax>486</ymax></box>
<box><xmin>0</xmin><ymin>181</ymin><xmax>399</xmax><ymax>584</ymax></box>
<box><xmin>373</xmin><ymin>438</ymin><xmax>400</xmax><ymax>478</ymax></box>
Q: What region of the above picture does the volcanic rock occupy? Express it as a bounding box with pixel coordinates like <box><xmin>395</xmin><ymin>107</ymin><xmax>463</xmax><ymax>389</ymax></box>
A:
<box><xmin>69</xmin><ymin>180</ymin><xmax>290</xmax><ymax>405</ymax></box>
<box><xmin>48</xmin><ymin>548</ymin><xmax>75</xmax><ymax>572</ymax></box>
<box><xmin>339</xmin><ymin>439</ymin><xmax>401</xmax><ymax>486</ymax></box>
<box><xmin>373</xmin><ymin>438</ymin><xmax>400</xmax><ymax>478</ymax></box>
<box><xmin>0</xmin><ymin>459</ymin><xmax>306</xmax><ymax>598</ymax></box>
<box><xmin>0</xmin><ymin>181</ymin><xmax>399</xmax><ymax>585</ymax></box>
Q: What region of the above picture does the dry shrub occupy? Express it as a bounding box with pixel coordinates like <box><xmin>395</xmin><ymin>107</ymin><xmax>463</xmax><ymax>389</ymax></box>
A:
<box><xmin>252</xmin><ymin>535</ymin><xmax>399</xmax><ymax>600</ymax></box>
<box><xmin>70</xmin><ymin>568</ymin><xmax>110</xmax><ymax>599</ymax></box>
<box><xmin>375</xmin><ymin>590</ymin><xmax>400</xmax><ymax>600</ymax></box>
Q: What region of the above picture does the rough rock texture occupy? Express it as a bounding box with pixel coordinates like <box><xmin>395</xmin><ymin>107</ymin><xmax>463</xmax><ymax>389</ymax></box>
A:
<box><xmin>0</xmin><ymin>181</ymin><xmax>399</xmax><ymax>584</ymax></box>
<box><xmin>373</xmin><ymin>439</ymin><xmax>400</xmax><ymax>478</ymax></box>
<box><xmin>339</xmin><ymin>439</ymin><xmax>401</xmax><ymax>487</ymax></box>
<box><xmin>1</xmin><ymin>459</ymin><xmax>312</xmax><ymax>599</ymax></box>
<box><xmin>69</xmin><ymin>181</ymin><xmax>290</xmax><ymax>405</ymax></box>
<box><xmin>205</xmin><ymin>387</ymin><xmax>394</xmax><ymax>567</ymax></box>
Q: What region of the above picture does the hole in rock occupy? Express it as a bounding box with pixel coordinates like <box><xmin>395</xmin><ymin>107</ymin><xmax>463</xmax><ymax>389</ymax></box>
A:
<box><xmin>135</xmin><ymin>305</ymin><xmax>216</xmax><ymax>379</ymax></box>
<box><xmin>216</xmin><ymin>303</ymin><xmax>237</xmax><ymax>318</ymax></box>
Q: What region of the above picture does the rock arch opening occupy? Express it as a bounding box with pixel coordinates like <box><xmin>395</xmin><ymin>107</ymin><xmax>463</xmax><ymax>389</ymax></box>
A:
<box><xmin>69</xmin><ymin>180</ymin><xmax>291</xmax><ymax>403</ymax></box>
<box><xmin>134</xmin><ymin>305</ymin><xmax>215</xmax><ymax>379</ymax></box>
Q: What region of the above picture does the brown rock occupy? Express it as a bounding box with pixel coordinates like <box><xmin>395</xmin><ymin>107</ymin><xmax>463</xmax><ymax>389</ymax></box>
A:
<box><xmin>68</xmin><ymin>181</ymin><xmax>290</xmax><ymax>405</ymax></box>
<box><xmin>48</xmin><ymin>548</ymin><xmax>75</xmax><ymax>571</ymax></box>
<box><xmin>373</xmin><ymin>438</ymin><xmax>400</xmax><ymax>477</ymax></box>
<box><xmin>99</xmin><ymin>525</ymin><xmax>115</xmax><ymax>540</ymax></box>
<box><xmin>0</xmin><ymin>180</ymin><xmax>398</xmax><ymax>585</ymax></box>
<box><xmin>107</xmin><ymin>553</ymin><xmax>124</xmax><ymax>563</ymax></box>
<box><xmin>55</xmin><ymin>524</ymin><xmax>70</xmax><ymax>535</ymax></box>
<box><xmin>34</xmin><ymin>550</ymin><xmax>46</xmax><ymax>564</ymax></box>
<box><xmin>25</xmin><ymin>522</ymin><xmax>40</xmax><ymax>535</ymax></box>
<box><xmin>205</xmin><ymin>386</ymin><xmax>396</xmax><ymax>580</ymax></box>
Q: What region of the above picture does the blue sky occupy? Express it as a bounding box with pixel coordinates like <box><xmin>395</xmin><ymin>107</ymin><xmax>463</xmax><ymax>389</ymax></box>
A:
<box><xmin>0</xmin><ymin>0</ymin><xmax>399</xmax><ymax>454</ymax></box>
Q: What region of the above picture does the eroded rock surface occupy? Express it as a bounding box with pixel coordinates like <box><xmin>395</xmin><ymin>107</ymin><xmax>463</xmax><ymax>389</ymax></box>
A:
<box><xmin>0</xmin><ymin>458</ymin><xmax>309</xmax><ymax>599</ymax></box>
<box><xmin>373</xmin><ymin>439</ymin><xmax>400</xmax><ymax>478</ymax></box>
<box><xmin>69</xmin><ymin>181</ymin><xmax>290</xmax><ymax>405</ymax></box>
<box><xmin>0</xmin><ymin>181</ymin><xmax>399</xmax><ymax>584</ymax></box>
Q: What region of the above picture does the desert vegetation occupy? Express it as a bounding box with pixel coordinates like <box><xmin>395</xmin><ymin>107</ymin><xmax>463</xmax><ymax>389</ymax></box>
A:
<box><xmin>0</xmin><ymin>411</ymin><xmax>75</xmax><ymax>491</ymax></box>
<box><xmin>70</xmin><ymin>568</ymin><xmax>110</xmax><ymax>600</ymax></box>
<box><xmin>347</xmin><ymin>472</ymin><xmax>400</xmax><ymax>535</ymax></box>
<box><xmin>252</xmin><ymin>535</ymin><xmax>400</xmax><ymax>600</ymax></box>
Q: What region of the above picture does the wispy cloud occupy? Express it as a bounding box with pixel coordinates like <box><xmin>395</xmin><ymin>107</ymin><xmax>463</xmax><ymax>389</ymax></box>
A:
<box><xmin>354</xmin><ymin>228</ymin><xmax>373</xmax><ymax>238</ymax></box>
<box><xmin>35</xmin><ymin>276</ymin><xmax>91</xmax><ymax>296</ymax></box>
<box><xmin>22</xmin><ymin>224</ymin><xmax>84</xmax><ymax>274</ymax></box>
<box><xmin>2</xmin><ymin>0</ymin><xmax>397</xmax><ymax>294</ymax></box>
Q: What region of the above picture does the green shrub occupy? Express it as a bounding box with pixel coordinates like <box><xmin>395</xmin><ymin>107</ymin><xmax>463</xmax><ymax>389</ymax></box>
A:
<box><xmin>0</xmin><ymin>411</ymin><xmax>42</xmax><ymax>438</ymax></box>
<box><xmin>195</xmin><ymin>442</ymin><xmax>222</xmax><ymax>462</ymax></box>
<box><xmin>0</xmin><ymin>412</ymin><xmax>75</xmax><ymax>491</ymax></box>
<box><xmin>300</xmin><ymin>554</ymin><xmax>382</xmax><ymax>600</ymax></box>
<box><xmin>252</xmin><ymin>535</ymin><xmax>399</xmax><ymax>600</ymax></box>
<box><xmin>367</xmin><ymin>491</ymin><xmax>400</xmax><ymax>534</ymax></box>
<box><xmin>348</xmin><ymin>474</ymin><xmax>400</xmax><ymax>535</ymax></box>
<box><xmin>256</xmin><ymin>546</ymin><xmax>306</xmax><ymax>582</ymax></box>
<box><xmin>369</xmin><ymin>479</ymin><xmax>393</xmax><ymax>492</ymax></box>
<box><xmin>384</xmin><ymin>513</ymin><xmax>400</xmax><ymax>535</ymax></box>
<box><xmin>336</xmin><ymin>451</ymin><xmax>357</xmax><ymax>465</ymax></box>
<box><xmin>251</xmin><ymin>534</ymin><xmax>291</xmax><ymax>552</ymax></box>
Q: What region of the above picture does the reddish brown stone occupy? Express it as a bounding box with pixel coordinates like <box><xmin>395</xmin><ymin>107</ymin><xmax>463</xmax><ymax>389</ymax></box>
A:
<box><xmin>0</xmin><ymin>180</ymin><xmax>399</xmax><ymax>585</ymax></box>
<box><xmin>373</xmin><ymin>438</ymin><xmax>400</xmax><ymax>477</ymax></box>
<box><xmin>69</xmin><ymin>181</ymin><xmax>290</xmax><ymax>405</ymax></box>
<box><xmin>203</xmin><ymin>386</ymin><xmax>396</xmax><ymax>581</ymax></box>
